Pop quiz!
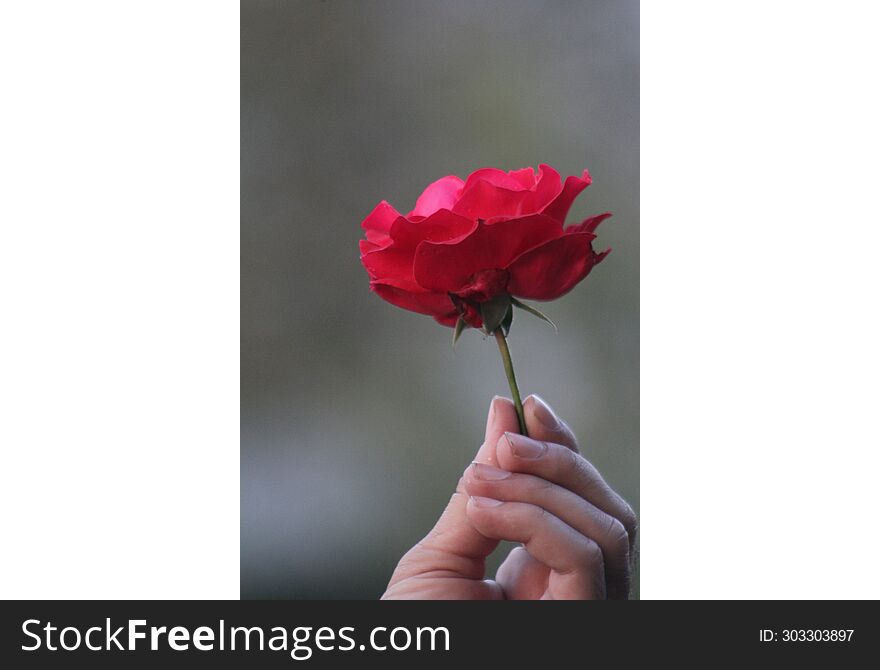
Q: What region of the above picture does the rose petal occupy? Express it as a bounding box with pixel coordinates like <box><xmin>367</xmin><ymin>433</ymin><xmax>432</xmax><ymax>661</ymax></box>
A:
<box><xmin>532</xmin><ymin>163</ymin><xmax>564</xmax><ymax>212</ymax></box>
<box><xmin>413</xmin><ymin>214</ymin><xmax>563</xmax><ymax>293</ymax></box>
<box><xmin>433</xmin><ymin>313</ymin><xmax>461</xmax><ymax>328</ymax></box>
<box><xmin>462</xmin><ymin>167</ymin><xmax>533</xmax><ymax>192</ymax></box>
<box><xmin>506</xmin><ymin>231</ymin><xmax>609</xmax><ymax>300</ymax></box>
<box><xmin>540</xmin><ymin>170</ymin><xmax>592</xmax><ymax>224</ymax></box>
<box><xmin>409</xmin><ymin>175</ymin><xmax>465</xmax><ymax>218</ymax></box>
<box><xmin>452</xmin><ymin>166</ymin><xmax>535</xmax><ymax>220</ymax></box>
<box><xmin>566</xmin><ymin>211</ymin><xmax>612</xmax><ymax>234</ymax></box>
<box><xmin>388</xmin><ymin>209</ymin><xmax>476</xmax><ymax>247</ymax></box>
<box><xmin>370</xmin><ymin>281</ymin><xmax>457</xmax><ymax>320</ymax></box>
<box><xmin>452</xmin><ymin>165</ymin><xmax>564</xmax><ymax>220</ymax></box>
<box><xmin>361</xmin><ymin>201</ymin><xmax>400</xmax><ymax>245</ymax></box>
<box><xmin>361</xmin><ymin>245</ymin><xmax>420</xmax><ymax>288</ymax></box>
<box><xmin>451</xmin><ymin>180</ymin><xmax>528</xmax><ymax>220</ymax></box>
<box><xmin>362</xmin><ymin>210</ymin><xmax>476</xmax><ymax>289</ymax></box>
<box><xmin>509</xmin><ymin>167</ymin><xmax>537</xmax><ymax>189</ymax></box>
<box><xmin>450</xmin><ymin>298</ymin><xmax>483</xmax><ymax>328</ymax></box>
<box><xmin>359</xmin><ymin>239</ymin><xmax>381</xmax><ymax>255</ymax></box>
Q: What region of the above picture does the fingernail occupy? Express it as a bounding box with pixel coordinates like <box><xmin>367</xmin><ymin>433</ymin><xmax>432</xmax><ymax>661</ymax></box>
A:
<box><xmin>531</xmin><ymin>395</ymin><xmax>560</xmax><ymax>431</ymax></box>
<box><xmin>504</xmin><ymin>432</ymin><xmax>547</xmax><ymax>459</ymax></box>
<box><xmin>488</xmin><ymin>395</ymin><xmax>502</xmax><ymax>421</ymax></box>
<box><xmin>472</xmin><ymin>462</ymin><xmax>511</xmax><ymax>481</ymax></box>
<box><xmin>470</xmin><ymin>495</ymin><xmax>504</xmax><ymax>508</ymax></box>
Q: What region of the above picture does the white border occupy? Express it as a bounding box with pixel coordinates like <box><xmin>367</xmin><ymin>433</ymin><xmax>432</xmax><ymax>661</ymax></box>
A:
<box><xmin>0</xmin><ymin>1</ymin><xmax>240</xmax><ymax>599</ymax></box>
<box><xmin>641</xmin><ymin>1</ymin><xmax>880</xmax><ymax>598</ymax></box>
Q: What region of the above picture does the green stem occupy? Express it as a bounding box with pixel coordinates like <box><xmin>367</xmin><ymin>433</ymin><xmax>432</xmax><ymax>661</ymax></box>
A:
<box><xmin>493</xmin><ymin>329</ymin><xmax>528</xmax><ymax>437</ymax></box>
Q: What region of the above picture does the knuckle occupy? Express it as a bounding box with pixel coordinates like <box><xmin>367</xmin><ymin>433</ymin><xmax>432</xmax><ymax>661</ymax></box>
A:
<box><xmin>532</xmin><ymin>504</ymin><xmax>549</xmax><ymax>524</ymax></box>
<box><xmin>550</xmin><ymin>444</ymin><xmax>579</xmax><ymax>480</ymax></box>
<box><xmin>537</xmin><ymin>440</ymin><xmax>552</xmax><ymax>460</ymax></box>
<box><xmin>570</xmin><ymin>452</ymin><xmax>596</xmax><ymax>487</ymax></box>
<box><xmin>577</xmin><ymin>538</ymin><xmax>604</xmax><ymax>569</ymax></box>
<box><xmin>558</xmin><ymin>419</ymin><xmax>580</xmax><ymax>453</ymax></box>
<box><xmin>605</xmin><ymin>517</ymin><xmax>631</xmax><ymax>559</ymax></box>
<box><xmin>544</xmin><ymin>418</ymin><xmax>574</xmax><ymax>442</ymax></box>
<box><xmin>577</xmin><ymin>453</ymin><xmax>599</xmax><ymax>479</ymax></box>
<box><xmin>619</xmin><ymin>504</ymin><xmax>638</xmax><ymax>542</ymax></box>
<box><xmin>531</xmin><ymin>475</ymin><xmax>556</xmax><ymax>495</ymax></box>
<box><xmin>521</xmin><ymin>505</ymin><xmax>548</xmax><ymax>545</ymax></box>
<box><xmin>521</xmin><ymin>504</ymin><xmax>548</xmax><ymax>535</ymax></box>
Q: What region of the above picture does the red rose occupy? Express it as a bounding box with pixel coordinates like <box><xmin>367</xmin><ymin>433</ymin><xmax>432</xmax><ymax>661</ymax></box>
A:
<box><xmin>359</xmin><ymin>164</ymin><xmax>611</xmax><ymax>329</ymax></box>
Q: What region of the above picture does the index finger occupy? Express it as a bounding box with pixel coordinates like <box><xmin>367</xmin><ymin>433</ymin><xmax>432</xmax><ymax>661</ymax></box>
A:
<box><xmin>522</xmin><ymin>395</ymin><xmax>579</xmax><ymax>453</ymax></box>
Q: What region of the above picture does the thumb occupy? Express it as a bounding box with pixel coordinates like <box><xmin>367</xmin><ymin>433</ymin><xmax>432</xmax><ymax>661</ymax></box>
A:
<box><xmin>397</xmin><ymin>397</ymin><xmax>520</xmax><ymax>577</ymax></box>
<box><xmin>423</xmin><ymin>396</ymin><xmax>520</xmax><ymax>555</ymax></box>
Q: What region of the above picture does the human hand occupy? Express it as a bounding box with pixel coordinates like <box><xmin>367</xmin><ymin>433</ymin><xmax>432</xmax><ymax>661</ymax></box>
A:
<box><xmin>382</xmin><ymin>395</ymin><xmax>637</xmax><ymax>600</ymax></box>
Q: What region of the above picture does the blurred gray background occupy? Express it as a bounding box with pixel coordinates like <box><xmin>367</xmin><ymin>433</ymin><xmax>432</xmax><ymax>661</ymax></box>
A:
<box><xmin>242</xmin><ymin>0</ymin><xmax>638</xmax><ymax>598</ymax></box>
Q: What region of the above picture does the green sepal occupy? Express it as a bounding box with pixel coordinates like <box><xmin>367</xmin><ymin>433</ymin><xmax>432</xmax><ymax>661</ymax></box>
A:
<box><xmin>479</xmin><ymin>293</ymin><xmax>512</xmax><ymax>335</ymax></box>
<box><xmin>501</xmin><ymin>302</ymin><xmax>514</xmax><ymax>336</ymax></box>
<box><xmin>452</xmin><ymin>316</ymin><xmax>467</xmax><ymax>348</ymax></box>
<box><xmin>511</xmin><ymin>297</ymin><xmax>558</xmax><ymax>333</ymax></box>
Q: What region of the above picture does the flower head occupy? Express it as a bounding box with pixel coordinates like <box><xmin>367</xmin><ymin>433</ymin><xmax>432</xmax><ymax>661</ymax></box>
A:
<box><xmin>360</xmin><ymin>164</ymin><xmax>611</xmax><ymax>331</ymax></box>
